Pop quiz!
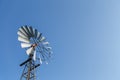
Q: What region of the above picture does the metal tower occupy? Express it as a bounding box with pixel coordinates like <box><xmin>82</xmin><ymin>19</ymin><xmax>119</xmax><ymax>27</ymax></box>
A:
<box><xmin>20</xmin><ymin>55</ymin><xmax>40</xmax><ymax>80</ymax></box>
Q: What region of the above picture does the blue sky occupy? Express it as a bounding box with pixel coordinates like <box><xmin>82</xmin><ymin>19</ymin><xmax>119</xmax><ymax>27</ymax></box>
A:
<box><xmin>0</xmin><ymin>0</ymin><xmax>120</xmax><ymax>80</ymax></box>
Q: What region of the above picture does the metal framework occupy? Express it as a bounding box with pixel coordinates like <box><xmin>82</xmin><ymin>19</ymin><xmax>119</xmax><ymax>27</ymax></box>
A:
<box><xmin>20</xmin><ymin>55</ymin><xmax>40</xmax><ymax>80</ymax></box>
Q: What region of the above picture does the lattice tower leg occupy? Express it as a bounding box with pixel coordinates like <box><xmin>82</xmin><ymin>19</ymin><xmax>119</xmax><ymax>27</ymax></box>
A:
<box><xmin>20</xmin><ymin>60</ymin><xmax>36</xmax><ymax>80</ymax></box>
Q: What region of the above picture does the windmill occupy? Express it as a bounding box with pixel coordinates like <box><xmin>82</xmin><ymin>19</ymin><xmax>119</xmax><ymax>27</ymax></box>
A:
<box><xmin>17</xmin><ymin>25</ymin><xmax>52</xmax><ymax>80</ymax></box>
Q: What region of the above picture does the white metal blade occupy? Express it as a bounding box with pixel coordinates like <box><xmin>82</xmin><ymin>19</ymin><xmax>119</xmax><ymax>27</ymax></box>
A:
<box><xmin>43</xmin><ymin>42</ymin><xmax>49</xmax><ymax>45</ymax></box>
<box><xmin>28</xmin><ymin>27</ymin><xmax>34</xmax><ymax>37</ymax></box>
<box><xmin>18</xmin><ymin>36</ymin><xmax>30</xmax><ymax>43</ymax></box>
<box><xmin>25</xmin><ymin>26</ymin><xmax>32</xmax><ymax>36</ymax></box>
<box><xmin>37</xmin><ymin>32</ymin><xmax>40</xmax><ymax>38</ymax></box>
<box><xmin>40</xmin><ymin>37</ymin><xmax>46</xmax><ymax>42</ymax></box>
<box><xmin>21</xmin><ymin>43</ymin><xmax>32</xmax><ymax>48</ymax></box>
<box><xmin>46</xmin><ymin>47</ymin><xmax>52</xmax><ymax>50</ymax></box>
<box><xmin>26</xmin><ymin>47</ymin><xmax>34</xmax><ymax>55</ymax></box>
<box><xmin>32</xmin><ymin>28</ymin><xmax>35</xmax><ymax>37</ymax></box>
<box><xmin>19</xmin><ymin>28</ymin><xmax>28</xmax><ymax>37</ymax></box>
<box><xmin>17</xmin><ymin>31</ymin><xmax>28</xmax><ymax>39</ymax></box>
<box><xmin>23</xmin><ymin>26</ymin><xmax>31</xmax><ymax>37</ymax></box>
<box><xmin>33</xmin><ymin>50</ymin><xmax>36</xmax><ymax>61</ymax></box>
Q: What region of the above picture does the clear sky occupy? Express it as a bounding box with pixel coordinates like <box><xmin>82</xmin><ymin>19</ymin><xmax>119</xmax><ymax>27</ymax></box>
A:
<box><xmin>0</xmin><ymin>0</ymin><xmax>120</xmax><ymax>80</ymax></box>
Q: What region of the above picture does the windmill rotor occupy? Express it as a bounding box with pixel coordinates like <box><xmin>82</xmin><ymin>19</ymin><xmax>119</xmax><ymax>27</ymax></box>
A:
<box><xmin>17</xmin><ymin>25</ymin><xmax>52</xmax><ymax>64</ymax></box>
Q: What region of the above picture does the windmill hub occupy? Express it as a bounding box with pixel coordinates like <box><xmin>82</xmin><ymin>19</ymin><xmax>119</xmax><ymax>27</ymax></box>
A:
<box><xmin>31</xmin><ymin>43</ymin><xmax>37</xmax><ymax>48</ymax></box>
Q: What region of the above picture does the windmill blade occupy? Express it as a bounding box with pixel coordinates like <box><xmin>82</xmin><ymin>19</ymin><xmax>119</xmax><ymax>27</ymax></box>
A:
<box><xmin>26</xmin><ymin>47</ymin><xmax>34</xmax><ymax>55</ymax></box>
<box><xmin>20</xmin><ymin>26</ymin><xmax>30</xmax><ymax>37</ymax></box>
<box><xmin>25</xmin><ymin>26</ymin><xmax>33</xmax><ymax>37</ymax></box>
<box><xmin>40</xmin><ymin>36</ymin><xmax>46</xmax><ymax>42</ymax></box>
<box><xmin>33</xmin><ymin>50</ymin><xmax>36</xmax><ymax>61</ymax></box>
<box><xmin>18</xmin><ymin>36</ymin><xmax>30</xmax><ymax>43</ymax></box>
<box><xmin>21</xmin><ymin>43</ymin><xmax>32</xmax><ymax>48</ymax></box>
<box><xmin>34</xmin><ymin>29</ymin><xmax>38</xmax><ymax>38</ymax></box>
<box><xmin>46</xmin><ymin>47</ymin><xmax>52</xmax><ymax>50</ymax></box>
<box><xmin>37</xmin><ymin>32</ymin><xmax>42</xmax><ymax>40</ymax></box>
<box><xmin>38</xmin><ymin>54</ymin><xmax>42</xmax><ymax>64</ymax></box>
<box><xmin>28</xmin><ymin>27</ymin><xmax>34</xmax><ymax>37</ymax></box>
<box><xmin>23</xmin><ymin>26</ymin><xmax>32</xmax><ymax>37</ymax></box>
<box><xmin>32</xmin><ymin>28</ymin><xmax>35</xmax><ymax>37</ymax></box>
<box><xmin>37</xmin><ymin>32</ymin><xmax>40</xmax><ymax>38</ymax></box>
<box><xmin>43</xmin><ymin>42</ymin><xmax>49</xmax><ymax>45</ymax></box>
<box><xmin>17</xmin><ymin>31</ymin><xmax>29</xmax><ymax>39</ymax></box>
<box><xmin>47</xmin><ymin>51</ymin><xmax>53</xmax><ymax>57</ymax></box>
<box><xmin>39</xmin><ymin>58</ymin><xmax>42</xmax><ymax>64</ymax></box>
<box><xmin>19</xmin><ymin>28</ymin><xmax>29</xmax><ymax>38</ymax></box>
